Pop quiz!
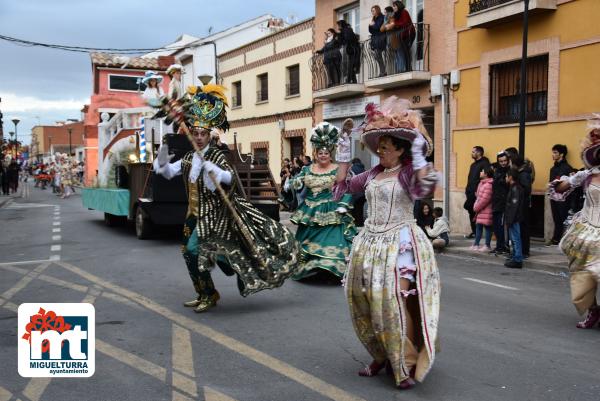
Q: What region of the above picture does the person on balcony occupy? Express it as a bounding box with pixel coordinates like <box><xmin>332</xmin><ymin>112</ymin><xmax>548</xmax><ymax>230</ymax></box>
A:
<box><xmin>383</xmin><ymin>1</ymin><xmax>416</xmax><ymax>74</ymax></box>
<box><xmin>140</xmin><ymin>71</ymin><xmax>164</xmax><ymax>103</ymax></box>
<box><xmin>316</xmin><ymin>29</ymin><xmax>341</xmax><ymax>88</ymax></box>
<box><xmin>369</xmin><ymin>5</ymin><xmax>387</xmax><ymax>77</ymax></box>
<box><xmin>287</xmin><ymin>122</ymin><xmax>357</xmax><ymax>280</ymax></box>
<box><xmin>337</xmin><ymin>20</ymin><xmax>361</xmax><ymax>84</ymax></box>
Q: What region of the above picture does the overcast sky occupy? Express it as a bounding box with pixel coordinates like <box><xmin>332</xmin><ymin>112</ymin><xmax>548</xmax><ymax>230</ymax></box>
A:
<box><xmin>0</xmin><ymin>0</ymin><xmax>314</xmax><ymax>144</ymax></box>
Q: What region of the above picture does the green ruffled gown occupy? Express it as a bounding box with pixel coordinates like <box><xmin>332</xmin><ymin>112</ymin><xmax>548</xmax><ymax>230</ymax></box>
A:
<box><xmin>290</xmin><ymin>166</ymin><xmax>357</xmax><ymax>279</ymax></box>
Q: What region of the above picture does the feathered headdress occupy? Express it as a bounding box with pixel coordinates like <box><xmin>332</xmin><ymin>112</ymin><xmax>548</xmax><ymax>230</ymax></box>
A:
<box><xmin>310</xmin><ymin>122</ymin><xmax>340</xmax><ymax>152</ymax></box>
<box><xmin>152</xmin><ymin>84</ymin><xmax>229</xmax><ymax>131</ymax></box>
<box><xmin>357</xmin><ymin>96</ymin><xmax>432</xmax><ymax>157</ymax></box>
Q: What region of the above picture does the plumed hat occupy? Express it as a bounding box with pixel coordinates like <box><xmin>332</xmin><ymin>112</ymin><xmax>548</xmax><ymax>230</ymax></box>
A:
<box><xmin>310</xmin><ymin>122</ymin><xmax>339</xmax><ymax>152</ymax></box>
<box><xmin>356</xmin><ymin>96</ymin><xmax>432</xmax><ymax>157</ymax></box>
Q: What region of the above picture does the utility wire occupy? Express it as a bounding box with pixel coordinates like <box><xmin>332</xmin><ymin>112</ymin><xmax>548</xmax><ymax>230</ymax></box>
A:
<box><xmin>0</xmin><ymin>34</ymin><xmax>199</xmax><ymax>55</ymax></box>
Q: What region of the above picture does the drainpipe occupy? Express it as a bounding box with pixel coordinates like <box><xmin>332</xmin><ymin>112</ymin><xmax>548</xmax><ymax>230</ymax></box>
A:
<box><xmin>441</xmin><ymin>74</ymin><xmax>450</xmax><ymax>220</ymax></box>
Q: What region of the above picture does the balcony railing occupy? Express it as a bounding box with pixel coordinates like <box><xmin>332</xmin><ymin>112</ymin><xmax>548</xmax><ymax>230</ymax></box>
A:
<box><xmin>469</xmin><ymin>0</ymin><xmax>513</xmax><ymax>14</ymax></box>
<box><xmin>286</xmin><ymin>83</ymin><xmax>300</xmax><ymax>97</ymax></box>
<box><xmin>310</xmin><ymin>46</ymin><xmax>364</xmax><ymax>93</ymax></box>
<box><xmin>363</xmin><ymin>23</ymin><xmax>430</xmax><ymax>80</ymax></box>
<box><xmin>256</xmin><ymin>90</ymin><xmax>268</xmax><ymax>103</ymax></box>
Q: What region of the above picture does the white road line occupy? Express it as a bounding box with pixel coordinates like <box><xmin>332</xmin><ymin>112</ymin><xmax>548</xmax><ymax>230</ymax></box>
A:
<box><xmin>49</xmin><ymin>255</ymin><xmax>61</xmax><ymax>261</ymax></box>
<box><xmin>52</xmin><ymin>235</ymin><xmax>61</xmax><ymax>241</ymax></box>
<box><xmin>52</xmin><ymin>222</ymin><xmax>61</xmax><ymax>226</ymax></box>
<box><xmin>50</xmin><ymin>245</ymin><xmax>61</xmax><ymax>252</ymax></box>
<box><xmin>0</xmin><ymin>259</ymin><xmax>54</xmax><ymax>266</ymax></box>
<box><xmin>52</xmin><ymin>228</ymin><xmax>61</xmax><ymax>233</ymax></box>
<box><xmin>463</xmin><ymin>277</ymin><xmax>519</xmax><ymax>291</ymax></box>
<box><xmin>53</xmin><ymin>216</ymin><xmax>60</xmax><ymax>220</ymax></box>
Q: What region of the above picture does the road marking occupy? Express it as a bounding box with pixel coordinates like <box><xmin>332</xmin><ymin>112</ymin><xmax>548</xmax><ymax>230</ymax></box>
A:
<box><xmin>52</xmin><ymin>228</ymin><xmax>61</xmax><ymax>233</ymax></box>
<box><xmin>52</xmin><ymin>235</ymin><xmax>61</xmax><ymax>241</ymax></box>
<box><xmin>5</xmin><ymin>203</ymin><xmax>53</xmax><ymax>209</ymax></box>
<box><xmin>52</xmin><ymin>222</ymin><xmax>60</xmax><ymax>226</ymax></box>
<box><xmin>1</xmin><ymin>263</ymin><xmax>50</xmax><ymax>300</ymax></box>
<box><xmin>57</xmin><ymin>261</ymin><xmax>368</xmax><ymax>401</ymax></box>
<box><xmin>172</xmin><ymin>391</ymin><xmax>195</xmax><ymax>401</ymax></box>
<box><xmin>53</xmin><ymin>216</ymin><xmax>60</xmax><ymax>220</ymax></box>
<box><xmin>96</xmin><ymin>339</ymin><xmax>167</xmax><ymax>382</ymax></box>
<box><xmin>50</xmin><ymin>245</ymin><xmax>61</xmax><ymax>252</ymax></box>
<box><xmin>22</xmin><ymin>378</ymin><xmax>51</xmax><ymax>401</ymax></box>
<box><xmin>463</xmin><ymin>277</ymin><xmax>519</xmax><ymax>291</ymax></box>
<box><xmin>0</xmin><ymin>258</ymin><xmax>54</xmax><ymax>266</ymax></box>
<box><xmin>172</xmin><ymin>324</ymin><xmax>197</xmax><ymax>398</ymax></box>
<box><xmin>53</xmin><ymin>211</ymin><xmax>60</xmax><ymax>215</ymax></box>
<box><xmin>204</xmin><ymin>387</ymin><xmax>238</xmax><ymax>401</ymax></box>
<box><xmin>0</xmin><ymin>385</ymin><xmax>12</xmax><ymax>401</ymax></box>
<box><xmin>49</xmin><ymin>255</ymin><xmax>61</xmax><ymax>261</ymax></box>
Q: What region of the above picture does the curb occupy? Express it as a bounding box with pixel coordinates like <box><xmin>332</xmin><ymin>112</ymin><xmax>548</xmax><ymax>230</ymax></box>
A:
<box><xmin>440</xmin><ymin>247</ymin><xmax>569</xmax><ymax>275</ymax></box>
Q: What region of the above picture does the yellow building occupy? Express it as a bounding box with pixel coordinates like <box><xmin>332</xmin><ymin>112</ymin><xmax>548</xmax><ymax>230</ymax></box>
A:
<box><xmin>219</xmin><ymin>18</ymin><xmax>314</xmax><ymax>181</ymax></box>
<box><xmin>451</xmin><ymin>0</ymin><xmax>600</xmax><ymax>238</ymax></box>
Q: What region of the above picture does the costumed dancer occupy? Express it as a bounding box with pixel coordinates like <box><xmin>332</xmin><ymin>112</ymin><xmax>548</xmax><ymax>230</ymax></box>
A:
<box><xmin>334</xmin><ymin>97</ymin><xmax>440</xmax><ymax>389</ymax></box>
<box><xmin>549</xmin><ymin>114</ymin><xmax>600</xmax><ymax>329</ymax></box>
<box><xmin>152</xmin><ymin>84</ymin><xmax>299</xmax><ymax>313</ymax></box>
<box><xmin>287</xmin><ymin>122</ymin><xmax>357</xmax><ymax>280</ymax></box>
<box><xmin>141</xmin><ymin>71</ymin><xmax>164</xmax><ymax>103</ymax></box>
<box><xmin>166</xmin><ymin>64</ymin><xmax>184</xmax><ymax>100</ymax></box>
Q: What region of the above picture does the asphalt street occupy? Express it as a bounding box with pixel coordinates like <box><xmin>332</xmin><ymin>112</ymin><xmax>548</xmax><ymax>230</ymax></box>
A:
<box><xmin>1</xmin><ymin>182</ymin><xmax>599</xmax><ymax>401</ymax></box>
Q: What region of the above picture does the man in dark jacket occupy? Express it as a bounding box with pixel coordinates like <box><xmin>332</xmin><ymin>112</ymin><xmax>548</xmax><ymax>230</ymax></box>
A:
<box><xmin>504</xmin><ymin>167</ymin><xmax>525</xmax><ymax>269</ymax></box>
<box><xmin>548</xmin><ymin>144</ymin><xmax>574</xmax><ymax>245</ymax></box>
<box><xmin>464</xmin><ymin>146</ymin><xmax>490</xmax><ymax>238</ymax></box>
<box><xmin>505</xmin><ymin>147</ymin><xmax>534</xmax><ymax>258</ymax></box>
<box><xmin>491</xmin><ymin>151</ymin><xmax>510</xmax><ymax>253</ymax></box>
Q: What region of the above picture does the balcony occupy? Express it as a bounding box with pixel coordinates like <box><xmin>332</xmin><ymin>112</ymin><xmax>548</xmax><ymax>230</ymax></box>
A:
<box><xmin>310</xmin><ymin>52</ymin><xmax>365</xmax><ymax>100</ymax></box>
<box><xmin>363</xmin><ymin>24</ymin><xmax>431</xmax><ymax>90</ymax></box>
<box><xmin>467</xmin><ymin>0</ymin><xmax>557</xmax><ymax>29</ymax></box>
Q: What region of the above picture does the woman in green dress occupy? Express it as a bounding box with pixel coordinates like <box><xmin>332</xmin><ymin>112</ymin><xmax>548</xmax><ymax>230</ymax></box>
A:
<box><xmin>289</xmin><ymin>122</ymin><xmax>357</xmax><ymax>279</ymax></box>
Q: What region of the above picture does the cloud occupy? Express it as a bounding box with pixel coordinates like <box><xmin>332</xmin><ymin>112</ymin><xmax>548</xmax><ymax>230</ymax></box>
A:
<box><xmin>0</xmin><ymin>93</ymin><xmax>87</xmax><ymax>113</ymax></box>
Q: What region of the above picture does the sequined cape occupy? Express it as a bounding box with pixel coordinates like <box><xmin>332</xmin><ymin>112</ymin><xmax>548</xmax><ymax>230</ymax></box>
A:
<box><xmin>180</xmin><ymin>148</ymin><xmax>299</xmax><ymax>297</ymax></box>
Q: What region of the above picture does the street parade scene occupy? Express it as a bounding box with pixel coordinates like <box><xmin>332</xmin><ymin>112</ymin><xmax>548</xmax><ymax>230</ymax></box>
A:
<box><xmin>0</xmin><ymin>1</ymin><xmax>599</xmax><ymax>400</ymax></box>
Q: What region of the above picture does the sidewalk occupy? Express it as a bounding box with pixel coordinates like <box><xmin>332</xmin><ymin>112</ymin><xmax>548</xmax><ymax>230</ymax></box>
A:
<box><xmin>279</xmin><ymin>211</ymin><xmax>568</xmax><ymax>275</ymax></box>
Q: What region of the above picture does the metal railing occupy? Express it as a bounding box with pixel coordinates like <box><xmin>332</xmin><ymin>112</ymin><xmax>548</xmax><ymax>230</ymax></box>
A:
<box><xmin>231</xmin><ymin>96</ymin><xmax>241</xmax><ymax>108</ymax></box>
<box><xmin>310</xmin><ymin>44</ymin><xmax>363</xmax><ymax>92</ymax></box>
<box><xmin>363</xmin><ymin>23</ymin><xmax>430</xmax><ymax>80</ymax></box>
<box><xmin>256</xmin><ymin>90</ymin><xmax>268</xmax><ymax>103</ymax></box>
<box><xmin>469</xmin><ymin>0</ymin><xmax>515</xmax><ymax>14</ymax></box>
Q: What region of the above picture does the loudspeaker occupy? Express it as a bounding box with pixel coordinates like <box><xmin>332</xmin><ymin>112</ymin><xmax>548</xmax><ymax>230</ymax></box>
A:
<box><xmin>163</xmin><ymin>134</ymin><xmax>193</xmax><ymax>162</ymax></box>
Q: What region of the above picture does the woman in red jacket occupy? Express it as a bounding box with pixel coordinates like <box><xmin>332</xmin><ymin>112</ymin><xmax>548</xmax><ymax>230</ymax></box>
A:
<box><xmin>471</xmin><ymin>167</ymin><xmax>494</xmax><ymax>251</ymax></box>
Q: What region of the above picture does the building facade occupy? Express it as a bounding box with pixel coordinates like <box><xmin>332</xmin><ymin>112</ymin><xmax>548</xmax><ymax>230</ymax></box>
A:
<box><xmin>219</xmin><ymin>18</ymin><xmax>315</xmax><ymax>180</ymax></box>
<box><xmin>451</xmin><ymin>0</ymin><xmax>600</xmax><ymax>238</ymax></box>
<box><xmin>31</xmin><ymin>121</ymin><xmax>85</xmax><ymax>161</ymax></box>
<box><xmin>312</xmin><ymin>0</ymin><xmax>453</xmax><ymax>199</ymax></box>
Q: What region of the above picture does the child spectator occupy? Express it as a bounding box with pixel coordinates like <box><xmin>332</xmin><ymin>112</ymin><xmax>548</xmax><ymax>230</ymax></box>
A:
<box><xmin>471</xmin><ymin>166</ymin><xmax>494</xmax><ymax>251</ymax></box>
<box><xmin>504</xmin><ymin>167</ymin><xmax>525</xmax><ymax>269</ymax></box>
<box><xmin>427</xmin><ymin>207</ymin><xmax>450</xmax><ymax>251</ymax></box>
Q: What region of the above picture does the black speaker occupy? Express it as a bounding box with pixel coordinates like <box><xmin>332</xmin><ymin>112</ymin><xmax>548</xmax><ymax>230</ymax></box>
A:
<box><xmin>115</xmin><ymin>165</ymin><xmax>129</xmax><ymax>189</ymax></box>
<box><xmin>163</xmin><ymin>134</ymin><xmax>193</xmax><ymax>162</ymax></box>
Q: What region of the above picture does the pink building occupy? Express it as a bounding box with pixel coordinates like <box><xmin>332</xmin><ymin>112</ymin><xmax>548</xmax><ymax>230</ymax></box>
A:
<box><xmin>82</xmin><ymin>53</ymin><xmax>174</xmax><ymax>185</ymax></box>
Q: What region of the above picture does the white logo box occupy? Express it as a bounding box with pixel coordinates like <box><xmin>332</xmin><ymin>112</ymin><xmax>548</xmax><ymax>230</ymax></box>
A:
<box><xmin>18</xmin><ymin>303</ymin><xmax>95</xmax><ymax>378</ymax></box>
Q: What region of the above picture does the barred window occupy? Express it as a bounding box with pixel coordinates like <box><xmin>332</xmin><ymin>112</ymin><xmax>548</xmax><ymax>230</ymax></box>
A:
<box><xmin>489</xmin><ymin>54</ymin><xmax>548</xmax><ymax>125</ymax></box>
<box><xmin>232</xmin><ymin>81</ymin><xmax>242</xmax><ymax>108</ymax></box>
<box><xmin>256</xmin><ymin>73</ymin><xmax>268</xmax><ymax>103</ymax></box>
<box><xmin>286</xmin><ymin>65</ymin><xmax>300</xmax><ymax>96</ymax></box>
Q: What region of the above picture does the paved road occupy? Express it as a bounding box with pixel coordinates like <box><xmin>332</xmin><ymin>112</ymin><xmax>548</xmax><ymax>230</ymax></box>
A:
<box><xmin>1</xmin><ymin>183</ymin><xmax>599</xmax><ymax>401</ymax></box>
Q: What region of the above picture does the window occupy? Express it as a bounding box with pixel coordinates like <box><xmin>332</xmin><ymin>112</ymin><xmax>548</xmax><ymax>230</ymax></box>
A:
<box><xmin>489</xmin><ymin>54</ymin><xmax>548</xmax><ymax>125</ymax></box>
<box><xmin>108</xmin><ymin>74</ymin><xmax>145</xmax><ymax>92</ymax></box>
<box><xmin>337</xmin><ymin>3</ymin><xmax>360</xmax><ymax>38</ymax></box>
<box><xmin>256</xmin><ymin>73</ymin><xmax>268</xmax><ymax>103</ymax></box>
<box><xmin>253</xmin><ymin>147</ymin><xmax>268</xmax><ymax>165</ymax></box>
<box><xmin>286</xmin><ymin>65</ymin><xmax>300</xmax><ymax>97</ymax></box>
<box><xmin>232</xmin><ymin>81</ymin><xmax>242</xmax><ymax>108</ymax></box>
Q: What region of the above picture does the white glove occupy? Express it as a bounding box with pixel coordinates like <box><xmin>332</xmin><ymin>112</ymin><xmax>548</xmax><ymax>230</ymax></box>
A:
<box><xmin>336</xmin><ymin>133</ymin><xmax>352</xmax><ymax>163</ymax></box>
<box><xmin>335</xmin><ymin>206</ymin><xmax>348</xmax><ymax>214</ymax></box>
<box><xmin>203</xmin><ymin>160</ymin><xmax>232</xmax><ymax>192</ymax></box>
<box><xmin>411</xmin><ymin>132</ymin><xmax>428</xmax><ymax>170</ymax></box>
<box><xmin>155</xmin><ymin>144</ymin><xmax>174</xmax><ymax>168</ymax></box>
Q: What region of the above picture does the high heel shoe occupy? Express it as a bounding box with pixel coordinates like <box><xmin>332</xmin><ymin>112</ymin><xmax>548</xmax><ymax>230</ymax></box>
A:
<box><xmin>358</xmin><ymin>360</ymin><xmax>387</xmax><ymax>377</ymax></box>
<box><xmin>398</xmin><ymin>377</ymin><xmax>415</xmax><ymax>390</ymax></box>
<box><xmin>576</xmin><ymin>306</ymin><xmax>600</xmax><ymax>329</ymax></box>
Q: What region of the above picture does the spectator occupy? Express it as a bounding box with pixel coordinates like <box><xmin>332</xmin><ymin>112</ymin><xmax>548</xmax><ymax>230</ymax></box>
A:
<box><xmin>382</xmin><ymin>1</ymin><xmax>416</xmax><ymax>73</ymax></box>
<box><xmin>303</xmin><ymin>155</ymin><xmax>312</xmax><ymax>167</ymax></box>
<box><xmin>417</xmin><ymin>202</ymin><xmax>434</xmax><ymax>234</ymax></box>
<box><xmin>316</xmin><ymin>29</ymin><xmax>342</xmax><ymax>87</ymax></box>
<box><xmin>464</xmin><ymin>146</ymin><xmax>490</xmax><ymax>239</ymax></box>
<box><xmin>427</xmin><ymin>207</ymin><xmax>450</xmax><ymax>252</ymax></box>
<box><xmin>336</xmin><ymin>20</ymin><xmax>361</xmax><ymax>84</ymax></box>
<box><xmin>291</xmin><ymin>157</ymin><xmax>303</xmax><ymax>176</ymax></box>
<box><xmin>140</xmin><ymin>71</ymin><xmax>164</xmax><ymax>103</ymax></box>
<box><xmin>505</xmin><ymin>147</ymin><xmax>534</xmax><ymax>258</ymax></box>
<box><xmin>504</xmin><ymin>167</ymin><xmax>525</xmax><ymax>269</ymax></box>
<box><xmin>369</xmin><ymin>5</ymin><xmax>387</xmax><ymax>77</ymax></box>
<box><xmin>548</xmin><ymin>144</ymin><xmax>574</xmax><ymax>245</ymax></box>
<box><xmin>471</xmin><ymin>167</ymin><xmax>494</xmax><ymax>252</ymax></box>
<box><xmin>491</xmin><ymin>151</ymin><xmax>510</xmax><ymax>254</ymax></box>
<box><xmin>349</xmin><ymin>156</ymin><xmax>366</xmax><ymax>226</ymax></box>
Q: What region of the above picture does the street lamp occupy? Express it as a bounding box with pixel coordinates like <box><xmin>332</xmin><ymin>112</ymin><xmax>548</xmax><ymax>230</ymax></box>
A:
<box><xmin>12</xmin><ymin>118</ymin><xmax>19</xmax><ymax>160</ymax></box>
<box><xmin>8</xmin><ymin>131</ymin><xmax>14</xmax><ymax>159</ymax></box>
<box><xmin>518</xmin><ymin>0</ymin><xmax>530</xmax><ymax>157</ymax></box>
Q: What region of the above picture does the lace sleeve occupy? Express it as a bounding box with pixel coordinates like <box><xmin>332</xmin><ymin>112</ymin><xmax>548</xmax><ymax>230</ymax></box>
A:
<box><xmin>548</xmin><ymin>170</ymin><xmax>591</xmax><ymax>201</ymax></box>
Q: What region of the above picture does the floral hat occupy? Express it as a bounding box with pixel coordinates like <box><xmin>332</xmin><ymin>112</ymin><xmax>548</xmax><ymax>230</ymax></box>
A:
<box><xmin>356</xmin><ymin>96</ymin><xmax>432</xmax><ymax>157</ymax></box>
